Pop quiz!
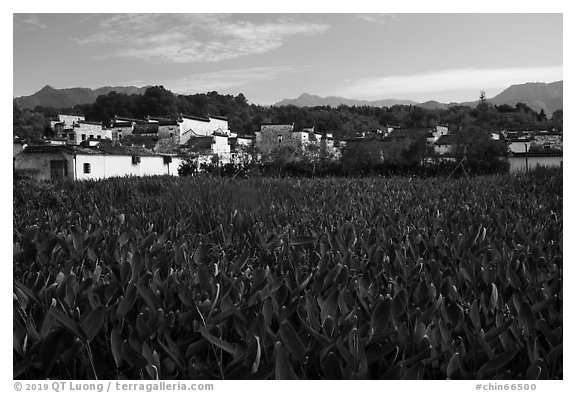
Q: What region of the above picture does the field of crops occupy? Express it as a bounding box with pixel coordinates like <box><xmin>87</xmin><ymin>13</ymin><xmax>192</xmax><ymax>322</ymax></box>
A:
<box><xmin>13</xmin><ymin>168</ymin><xmax>562</xmax><ymax>380</ymax></box>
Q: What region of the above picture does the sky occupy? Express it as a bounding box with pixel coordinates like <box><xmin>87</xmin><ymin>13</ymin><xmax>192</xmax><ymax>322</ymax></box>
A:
<box><xmin>13</xmin><ymin>13</ymin><xmax>563</xmax><ymax>105</ymax></box>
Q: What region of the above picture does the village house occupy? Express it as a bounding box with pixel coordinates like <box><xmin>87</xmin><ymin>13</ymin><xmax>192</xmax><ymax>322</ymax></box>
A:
<box><xmin>531</xmin><ymin>131</ymin><xmax>563</xmax><ymax>152</ymax></box>
<box><xmin>133</xmin><ymin>123</ymin><xmax>160</xmax><ymax>138</ymax></box>
<box><xmin>434</xmin><ymin>134</ymin><xmax>454</xmax><ymax>156</ymax></box>
<box><xmin>255</xmin><ymin>124</ymin><xmax>297</xmax><ymax>156</ymax></box>
<box><xmin>14</xmin><ymin>140</ymin><xmax>184</xmax><ymax>182</ymax></box>
<box><xmin>432</xmin><ymin>125</ymin><xmax>449</xmax><ymax>141</ymax></box>
<box><xmin>50</xmin><ymin>114</ymin><xmax>85</xmax><ymax>131</ymax></box>
<box><xmin>508</xmin><ymin>138</ymin><xmax>532</xmax><ymax>154</ymax></box>
<box><xmin>255</xmin><ymin>124</ymin><xmax>338</xmax><ymax>159</ymax></box>
<box><xmin>179</xmin><ymin>115</ymin><xmax>230</xmax><ymax>145</ymax></box>
<box><xmin>228</xmin><ymin>135</ymin><xmax>256</xmax><ymax>164</ymax></box>
<box><xmin>109</xmin><ymin>120</ymin><xmax>134</xmax><ymax>141</ymax></box>
<box><xmin>68</xmin><ymin>120</ymin><xmax>112</xmax><ymax>144</ymax></box>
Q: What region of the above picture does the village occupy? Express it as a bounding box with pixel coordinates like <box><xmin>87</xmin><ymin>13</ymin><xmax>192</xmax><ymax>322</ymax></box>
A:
<box><xmin>13</xmin><ymin>111</ymin><xmax>563</xmax><ymax>182</ymax></box>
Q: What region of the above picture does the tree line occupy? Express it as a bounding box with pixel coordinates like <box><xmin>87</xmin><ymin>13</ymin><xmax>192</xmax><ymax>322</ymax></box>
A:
<box><xmin>15</xmin><ymin>86</ymin><xmax>563</xmax><ymax>142</ymax></box>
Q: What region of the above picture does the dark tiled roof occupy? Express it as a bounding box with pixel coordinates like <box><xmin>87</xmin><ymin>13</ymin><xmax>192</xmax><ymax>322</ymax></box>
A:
<box><xmin>388</xmin><ymin>128</ymin><xmax>434</xmax><ymax>139</ymax></box>
<box><xmin>181</xmin><ymin>114</ymin><xmax>210</xmax><ymax>122</ymax></box>
<box><xmin>23</xmin><ymin>145</ymin><xmax>75</xmax><ymax>154</ymax></box>
<box><xmin>208</xmin><ymin>114</ymin><xmax>228</xmax><ymax>121</ymax></box>
<box><xmin>260</xmin><ymin>124</ymin><xmax>294</xmax><ymax>133</ymax></box>
<box><xmin>78</xmin><ymin>120</ymin><xmax>102</xmax><ymax>126</ymax></box>
<box><xmin>157</xmin><ymin>121</ymin><xmax>179</xmax><ymax>126</ymax></box>
<box><xmin>111</xmin><ymin>121</ymin><xmax>133</xmax><ymax>128</ymax></box>
<box><xmin>435</xmin><ymin>135</ymin><xmax>454</xmax><ymax>146</ymax></box>
<box><xmin>181</xmin><ymin>136</ymin><xmax>213</xmax><ymax>152</ymax></box>
<box><xmin>114</xmin><ymin>116</ymin><xmax>148</xmax><ymax>124</ymax></box>
<box><xmin>134</xmin><ymin>123</ymin><xmax>159</xmax><ymax>133</ymax></box>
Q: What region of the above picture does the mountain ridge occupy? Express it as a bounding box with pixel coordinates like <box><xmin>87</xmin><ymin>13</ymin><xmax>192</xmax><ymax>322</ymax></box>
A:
<box><xmin>14</xmin><ymin>81</ymin><xmax>563</xmax><ymax>116</ymax></box>
<box><xmin>273</xmin><ymin>81</ymin><xmax>563</xmax><ymax>115</ymax></box>
<box><xmin>14</xmin><ymin>85</ymin><xmax>151</xmax><ymax>110</ymax></box>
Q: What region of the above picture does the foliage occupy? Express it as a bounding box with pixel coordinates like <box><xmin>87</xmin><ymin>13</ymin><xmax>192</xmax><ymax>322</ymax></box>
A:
<box><xmin>452</xmin><ymin>126</ymin><xmax>510</xmax><ymax>175</ymax></box>
<box><xmin>14</xmin><ymin>169</ymin><xmax>562</xmax><ymax>379</ymax></box>
<box><xmin>13</xmin><ymin>102</ymin><xmax>50</xmax><ymax>141</ymax></box>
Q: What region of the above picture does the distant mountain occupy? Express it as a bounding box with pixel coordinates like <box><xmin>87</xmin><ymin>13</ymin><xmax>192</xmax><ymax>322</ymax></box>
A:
<box><xmin>273</xmin><ymin>81</ymin><xmax>563</xmax><ymax>115</ymax></box>
<box><xmin>488</xmin><ymin>81</ymin><xmax>562</xmax><ymax>115</ymax></box>
<box><xmin>417</xmin><ymin>101</ymin><xmax>450</xmax><ymax>110</ymax></box>
<box><xmin>14</xmin><ymin>85</ymin><xmax>150</xmax><ymax>109</ymax></box>
<box><xmin>273</xmin><ymin>93</ymin><xmax>417</xmax><ymax>108</ymax></box>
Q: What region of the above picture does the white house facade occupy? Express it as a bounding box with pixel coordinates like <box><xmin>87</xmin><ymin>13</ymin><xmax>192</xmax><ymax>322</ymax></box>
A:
<box><xmin>14</xmin><ymin>143</ymin><xmax>184</xmax><ymax>182</ymax></box>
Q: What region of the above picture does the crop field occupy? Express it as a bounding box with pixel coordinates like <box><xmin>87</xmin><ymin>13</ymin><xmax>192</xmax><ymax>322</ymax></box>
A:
<box><xmin>13</xmin><ymin>168</ymin><xmax>562</xmax><ymax>380</ymax></box>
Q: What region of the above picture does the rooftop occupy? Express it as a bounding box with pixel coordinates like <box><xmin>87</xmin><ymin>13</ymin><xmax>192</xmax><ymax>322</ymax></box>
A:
<box><xmin>260</xmin><ymin>124</ymin><xmax>294</xmax><ymax>133</ymax></box>
<box><xmin>435</xmin><ymin>135</ymin><xmax>454</xmax><ymax>146</ymax></box>
<box><xmin>388</xmin><ymin>128</ymin><xmax>434</xmax><ymax>139</ymax></box>
<box><xmin>181</xmin><ymin>114</ymin><xmax>210</xmax><ymax>122</ymax></box>
<box><xmin>208</xmin><ymin>114</ymin><xmax>228</xmax><ymax>121</ymax></box>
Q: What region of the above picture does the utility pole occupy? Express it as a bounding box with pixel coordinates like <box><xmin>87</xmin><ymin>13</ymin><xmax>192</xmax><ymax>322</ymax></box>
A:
<box><xmin>525</xmin><ymin>143</ymin><xmax>529</xmax><ymax>173</ymax></box>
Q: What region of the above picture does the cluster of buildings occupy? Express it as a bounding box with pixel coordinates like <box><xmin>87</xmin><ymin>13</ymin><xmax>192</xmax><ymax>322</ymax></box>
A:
<box><xmin>499</xmin><ymin>129</ymin><xmax>563</xmax><ymax>155</ymax></box>
<box><xmin>13</xmin><ymin>112</ymin><xmax>562</xmax><ymax>182</ymax></box>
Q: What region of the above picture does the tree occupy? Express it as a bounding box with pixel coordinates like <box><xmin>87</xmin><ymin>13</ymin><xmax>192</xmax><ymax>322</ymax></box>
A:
<box><xmin>13</xmin><ymin>103</ymin><xmax>48</xmax><ymax>140</ymax></box>
<box><xmin>537</xmin><ymin>109</ymin><xmax>547</xmax><ymax>122</ymax></box>
<box><xmin>551</xmin><ymin>110</ymin><xmax>563</xmax><ymax>131</ymax></box>
<box><xmin>452</xmin><ymin>126</ymin><xmax>509</xmax><ymax>175</ymax></box>
<box><xmin>137</xmin><ymin>86</ymin><xmax>178</xmax><ymax>119</ymax></box>
<box><xmin>340</xmin><ymin>140</ymin><xmax>384</xmax><ymax>174</ymax></box>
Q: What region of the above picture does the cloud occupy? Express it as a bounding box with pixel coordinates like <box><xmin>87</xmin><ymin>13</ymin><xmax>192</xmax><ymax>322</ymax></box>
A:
<box><xmin>334</xmin><ymin>66</ymin><xmax>563</xmax><ymax>99</ymax></box>
<box><xmin>119</xmin><ymin>65</ymin><xmax>308</xmax><ymax>95</ymax></box>
<box><xmin>75</xmin><ymin>14</ymin><xmax>330</xmax><ymax>64</ymax></box>
<box><xmin>14</xmin><ymin>14</ymin><xmax>48</xmax><ymax>30</ymax></box>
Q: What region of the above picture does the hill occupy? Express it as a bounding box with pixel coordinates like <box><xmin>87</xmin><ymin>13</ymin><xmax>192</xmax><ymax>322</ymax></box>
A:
<box><xmin>273</xmin><ymin>93</ymin><xmax>417</xmax><ymax>108</ymax></box>
<box><xmin>488</xmin><ymin>81</ymin><xmax>562</xmax><ymax>115</ymax></box>
<box><xmin>14</xmin><ymin>85</ymin><xmax>150</xmax><ymax>109</ymax></box>
<box><xmin>273</xmin><ymin>81</ymin><xmax>563</xmax><ymax>116</ymax></box>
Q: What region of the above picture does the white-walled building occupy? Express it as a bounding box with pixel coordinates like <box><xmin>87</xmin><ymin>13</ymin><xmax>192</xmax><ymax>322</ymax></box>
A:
<box><xmin>179</xmin><ymin>115</ymin><xmax>230</xmax><ymax>144</ymax></box>
<box><xmin>14</xmin><ymin>143</ymin><xmax>184</xmax><ymax>182</ymax></box>
<box><xmin>50</xmin><ymin>114</ymin><xmax>85</xmax><ymax>130</ymax></box>
<box><xmin>109</xmin><ymin>121</ymin><xmax>134</xmax><ymax>141</ymax></box>
<box><xmin>508</xmin><ymin>139</ymin><xmax>532</xmax><ymax>154</ymax></box>
<box><xmin>432</xmin><ymin>125</ymin><xmax>449</xmax><ymax>141</ymax></box>
<box><xmin>211</xmin><ymin>132</ymin><xmax>231</xmax><ymax>156</ymax></box>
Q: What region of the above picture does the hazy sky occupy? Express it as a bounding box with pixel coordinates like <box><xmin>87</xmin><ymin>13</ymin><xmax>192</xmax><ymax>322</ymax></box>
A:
<box><xmin>13</xmin><ymin>13</ymin><xmax>562</xmax><ymax>104</ymax></box>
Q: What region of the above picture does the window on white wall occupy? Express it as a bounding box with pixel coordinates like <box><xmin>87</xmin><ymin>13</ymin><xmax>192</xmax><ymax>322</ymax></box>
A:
<box><xmin>83</xmin><ymin>163</ymin><xmax>91</xmax><ymax>174</ymax></box>
<box><xmin>81</xmin><ymin>134</ymin><xmax>86</xmax><ymax>141</ymax></box>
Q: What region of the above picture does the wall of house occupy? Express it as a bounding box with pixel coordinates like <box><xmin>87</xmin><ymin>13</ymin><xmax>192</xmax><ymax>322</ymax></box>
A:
<box><xmin>179</xmin><ymin>117</ymin><xmax>230</xmax><ymax>144</ymax></box>
<box><xmin>509</xmin><ymin>141</ymin><xmax>531</xmax><ymax>154</ymax></box>
<box><xmin>16</xmin><ymin>152</ymin><xmax>185</xmax><ymax>181</ymax></box>
<box><xmin>434</xmin><ymin>145</ymin><xmax>452</xmax><ymax>155</ymax></box>
<box><xmin>74</xmin><ymin>154</ymin><xmax>184</xmax><ymax>180</ymax></box>
<box><xmin>256</xmin><ymin>126</ymin><xmax>298</xmax><ymax>156</ymax></box>
<box><xmin>212</xmin><ymin>135</ymin><xmax>231</xmax><ymax>155</ymax></box>
<box><xmin>292</xmin><ymin>131</ymin><xmax>309</xmax><ymax>145</ymax></box>
<box><xmin>67</xmin><ymin>123</ymin><xmax>112</xmax><ymax>144</ymax></box>
<box><xmin>111</xmin><ymin>125</ymin><xmax>134</xmax><ymax>140</ymax></box>
<box><xmin>15</xmin><ymin>153</ymin><xmax>73</xmax><ymax>181</ymax></box>
<box><xmin>158</xmin><ymin>124</ymin><xmax>180</xmax><ymax>140</ymax></box>
<box><xmin>59</xmin><ymin>114</ymin><xmax>84</xmax><ymax>127</ymax></box>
